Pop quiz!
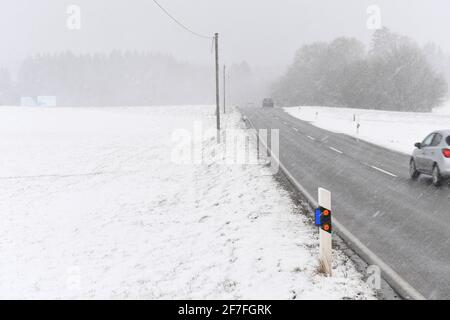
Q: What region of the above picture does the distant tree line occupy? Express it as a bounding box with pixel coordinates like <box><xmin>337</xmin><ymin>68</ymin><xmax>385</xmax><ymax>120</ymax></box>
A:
<box><xmin>272</xmin><ymin>28</ymin><xmax>449</xmax><ymax>112</ymax></box>
<box><xmin>0</xmin><ymin>51</ymin><xmax>275</xmax><ymax>108</ymax></box>
<box><xmin>0</xmin><ymin>51</ymin><xmax>216</xmax><ymax>106</ymax></box>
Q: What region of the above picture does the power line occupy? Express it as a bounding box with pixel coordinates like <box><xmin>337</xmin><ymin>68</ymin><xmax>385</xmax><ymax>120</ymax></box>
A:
<box><xmin>151</xmin><ymin>0</ymin><xmax>213</xmax><ymax>39</ymax></box>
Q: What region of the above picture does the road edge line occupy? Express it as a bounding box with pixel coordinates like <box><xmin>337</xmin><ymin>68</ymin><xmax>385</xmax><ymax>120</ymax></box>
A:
<box><xmin>243</xmin><ymin>114</ymin><xmax>426</xmax><ymax>301</ymax></box>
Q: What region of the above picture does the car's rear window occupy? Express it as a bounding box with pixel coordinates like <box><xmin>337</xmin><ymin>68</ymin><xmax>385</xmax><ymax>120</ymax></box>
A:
<box><xmin>446</xmin><ymin>136</ymin><xmax>450</xmax><ymax>146</ymax></box>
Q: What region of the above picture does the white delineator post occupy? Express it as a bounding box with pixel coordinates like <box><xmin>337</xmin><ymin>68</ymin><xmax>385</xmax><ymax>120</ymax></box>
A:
<box><xmin>318</xmin><ymin>188</ymin><xmax>332</xmax><ymax>276</ymax></box>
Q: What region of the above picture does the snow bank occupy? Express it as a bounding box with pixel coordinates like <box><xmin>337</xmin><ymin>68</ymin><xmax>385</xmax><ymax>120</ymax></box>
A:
<box><xmin>0</xmin><ymin>106</ymin><xmax>374</xmax><ymax>299</ymax></box>
<box><xmin>285</xmin><ymin>103</ymin><xmax>450</xmax><ymax>155</ymax></box>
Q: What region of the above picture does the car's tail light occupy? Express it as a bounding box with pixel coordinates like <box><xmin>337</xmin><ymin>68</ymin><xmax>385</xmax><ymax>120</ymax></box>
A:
<box><xmin>442</xmin><ymin>149</ymin><xmax>450</xmax><ymax>158</ymax></box>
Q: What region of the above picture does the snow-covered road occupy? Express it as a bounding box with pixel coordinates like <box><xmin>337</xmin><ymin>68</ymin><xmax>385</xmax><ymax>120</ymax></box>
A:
<box><xmin>0</xmin><ymin>106</ymin><xmax>374</xmax><ymax>299</ymax></box>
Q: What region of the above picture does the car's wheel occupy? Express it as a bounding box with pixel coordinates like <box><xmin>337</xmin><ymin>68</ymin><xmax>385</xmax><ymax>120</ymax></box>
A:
<box><xmin>410</xmin><ymin>160</ymin><xmax>420</xmax><ymax>180</ymax></box>
<box><xmin>432</xmin><ymin>165</ymin><xmax>442</xmax><ymax>187</ymax></box>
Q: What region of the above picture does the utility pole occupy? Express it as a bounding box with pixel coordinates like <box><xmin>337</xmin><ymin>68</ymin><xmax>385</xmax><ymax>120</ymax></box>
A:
<box><xmin>215</xmin><ymin>33</ymin><xmax>220</xmax><ymax>143</ymax></box>
<box><xmin>223</xmin><ymin>65</ymin><xmax>226</xmax><ymax>114</ymax></box>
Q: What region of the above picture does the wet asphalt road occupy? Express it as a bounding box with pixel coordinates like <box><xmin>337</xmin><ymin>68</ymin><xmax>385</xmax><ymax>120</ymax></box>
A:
<box><xmin>240</xmin><ymin>107</ymin><xmax>450</xmax><ymax>299</ymax></box>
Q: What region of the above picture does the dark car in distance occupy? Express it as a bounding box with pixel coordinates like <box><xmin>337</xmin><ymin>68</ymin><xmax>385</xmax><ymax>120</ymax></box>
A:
<box><xmin>262</xmin><ymin>98</ymin><xmax>274</xmax><ymax>108</ymax></box>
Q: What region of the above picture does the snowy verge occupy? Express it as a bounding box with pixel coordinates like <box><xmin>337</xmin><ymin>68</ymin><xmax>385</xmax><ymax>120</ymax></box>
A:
<box><xmin>0</xmin><ymin>106</ymin><xmax>374</xmax><ymax>299</ymax></box>
<box><xmin>284</xmin><ymin>102</ymin><xmax>450</xmax><ymax>155</ymax></box>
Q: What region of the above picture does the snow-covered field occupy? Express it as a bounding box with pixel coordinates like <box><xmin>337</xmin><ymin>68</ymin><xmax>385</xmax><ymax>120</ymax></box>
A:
<box><xmin>285</xmin><ymin>102</ymin><xmax>450</xmax><ymax>155</ymax></box>
<box><xmin>0</xmin><ymin>106</ymin><xmax>374</xmax><ymax>299</ymax></box>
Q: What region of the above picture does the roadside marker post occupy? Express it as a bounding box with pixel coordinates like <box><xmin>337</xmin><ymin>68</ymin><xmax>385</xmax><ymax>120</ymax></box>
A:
<box><xmin>316</xmin><ymin>188</ymin><xmax>332</xmax><ymax>276</ymax></box>
<box><xmin>266</xmin><ymin>129</ymin><xmax>271</xmax><ymax>157</ymax></box>
<box><xmin>258</xmin><ymin>129</ymin><xmax>268</xmax><ymax>159</ymax></box>
<box><xmin>256</xmin><ymin>132</ymin><xmax>260</xmax><ymax>160</ymax></box>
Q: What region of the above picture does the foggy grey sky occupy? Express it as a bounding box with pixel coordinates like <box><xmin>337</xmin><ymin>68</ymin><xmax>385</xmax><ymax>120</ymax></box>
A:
<box><xmin>1</xmin><ymin>0</ymin><xmax>450</xmax><ymax>72</ymax></box>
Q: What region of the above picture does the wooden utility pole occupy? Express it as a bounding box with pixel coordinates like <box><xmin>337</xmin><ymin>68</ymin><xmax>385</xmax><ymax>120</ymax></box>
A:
<box><xmin>223</xmin><ymin>65</ymin><xmax>226</xmax><ymax>114</ymax></box>
<box><xmin>215</xmin><ymin>33</ymin><xmax>221</xmax><ymax>143</ymax></box>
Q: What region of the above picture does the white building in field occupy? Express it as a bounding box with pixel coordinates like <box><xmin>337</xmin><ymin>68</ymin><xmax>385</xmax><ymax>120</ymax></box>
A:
<box><xmin>20</xmin><ymin>96</ymin><xmax>37</xmax><ymax>107</ymax></box>
<box><xmin>37</xmin><ymin>96</ymin><xmax>57</xmax><ymax>107</ymax></box>
<box><xmin>20</xmin><ymin>96</ymin><xmax>57</xmax><ymax>107</ymax></box>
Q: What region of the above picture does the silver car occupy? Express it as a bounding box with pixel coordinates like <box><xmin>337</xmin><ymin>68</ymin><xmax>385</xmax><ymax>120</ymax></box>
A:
<box><xmin>410</xmin><ymin>130</ymin><xmax>450</xmax><ymax>186</ymax></box>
